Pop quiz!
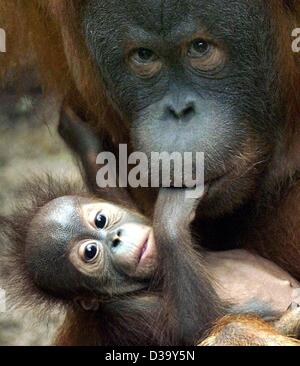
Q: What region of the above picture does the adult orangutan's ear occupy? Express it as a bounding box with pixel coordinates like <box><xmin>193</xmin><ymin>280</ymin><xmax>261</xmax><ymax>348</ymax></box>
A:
<box><xmin>75</xmin><ymin>297</ymin><xmax>100</xmax><ymax>311</ymax></box>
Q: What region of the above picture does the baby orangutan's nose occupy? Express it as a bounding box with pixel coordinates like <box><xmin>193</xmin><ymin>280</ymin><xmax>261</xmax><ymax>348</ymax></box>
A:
<box><xmin>108</xmin><ymin>229</ymin><xmax>123</xmax><ymax>250</ymax></box>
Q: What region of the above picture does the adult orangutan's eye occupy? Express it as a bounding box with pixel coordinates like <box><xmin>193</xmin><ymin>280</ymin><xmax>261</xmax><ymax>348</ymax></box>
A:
<box><xmin>187</xmin><ymin>38</ymin><xmax>225</xmax><ymax>72</ymax></box>
<box><xmin>128</xmin><ymin>48</ymin><xmax>162</xmax><ymax>78</ymax></box>
<box><xmin>188</xmin><ymin>39</ymin><xmax>210</xmax><ymax>57</ymax></box>
<box><xmin>135</xmin><ymin>48</ymin><xmax>156</xmax><ymax>63</ymax></box>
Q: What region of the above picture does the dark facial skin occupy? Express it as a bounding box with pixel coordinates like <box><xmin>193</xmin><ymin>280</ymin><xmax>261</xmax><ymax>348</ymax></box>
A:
<box><xmin>25</xmin><ymin>196</ymin><xmax>157</xmax><ymax>303</ymax></box>
<box><xmin>81</xmin><ymin>0</ymin><xmax>281</xmax><ymax>216</ymax></box>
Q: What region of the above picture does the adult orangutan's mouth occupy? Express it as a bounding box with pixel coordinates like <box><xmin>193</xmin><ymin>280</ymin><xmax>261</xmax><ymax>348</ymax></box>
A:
<box><xmin>167</xmin><ymin>169</ymin><xmax>231</xmax><ymax>190</ymax></box>
<box><xmin>205</xmin><ymin>172</ymin><xmax>228</xmax><ymax>187</ymax></box>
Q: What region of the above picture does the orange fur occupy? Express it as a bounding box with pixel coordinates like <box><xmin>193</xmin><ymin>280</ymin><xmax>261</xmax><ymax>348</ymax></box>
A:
<box><xmin>199</xmin><ymin>315</ymin><xmax>300</xmax><ymax>346</ymax></box>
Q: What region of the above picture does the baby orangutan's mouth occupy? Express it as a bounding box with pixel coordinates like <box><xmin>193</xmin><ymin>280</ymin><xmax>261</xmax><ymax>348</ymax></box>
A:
<box><xmin>138</xmin><ymin>240</ymin><xmax>148</xmax><ymax>263</ymax></box>
<box><xmin>135</xmin><ymin>229</ymin><xmax>157</xmax><ymax>277</ymax></box>
<box><xmin>138</xmin><ymin>230</ymin><xmax>155</xmax><ymax>261</ymax></box>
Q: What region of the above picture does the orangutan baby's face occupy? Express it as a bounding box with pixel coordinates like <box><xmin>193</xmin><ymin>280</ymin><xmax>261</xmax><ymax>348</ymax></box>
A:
<box><xmin>25</xmin><ymin>196</ymin><xmax>157</xmax><ymax>307</ymax></box>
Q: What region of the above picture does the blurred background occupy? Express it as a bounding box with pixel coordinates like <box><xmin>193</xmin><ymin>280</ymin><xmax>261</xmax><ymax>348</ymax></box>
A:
<box><xmin>0</xmin><ymin>72</ymin><xmax>80</xmax><ymax>345</ymax></box>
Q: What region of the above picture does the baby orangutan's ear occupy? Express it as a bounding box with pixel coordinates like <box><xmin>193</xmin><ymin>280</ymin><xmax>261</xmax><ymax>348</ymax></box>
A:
<box><xmin>75</xmin><ymin>298</ymin><xmax>100</xmax><ymax>311</ymax></box>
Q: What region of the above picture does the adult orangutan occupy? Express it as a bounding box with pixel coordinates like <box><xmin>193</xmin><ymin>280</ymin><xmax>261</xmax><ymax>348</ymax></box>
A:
<box><xmin>0</xmin><ymin>0</ymin><xmax>300</xmax><ymax>345</ymax></box>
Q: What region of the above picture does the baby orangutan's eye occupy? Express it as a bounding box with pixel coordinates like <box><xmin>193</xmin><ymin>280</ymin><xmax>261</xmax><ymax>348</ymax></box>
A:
<box><xmin>95</xmin><ymin>212</ymin><xmax>107</xmax><ymax>229</ymax></box>
<box><xmin>79</xmin><ymin>241</ymin><xmax>100</xmax><ymax>263</ymax></box>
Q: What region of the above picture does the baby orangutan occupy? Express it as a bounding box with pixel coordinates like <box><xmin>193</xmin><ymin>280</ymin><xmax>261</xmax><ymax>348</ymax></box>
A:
<box><xmin>25</xmin><ymin>194</ymin><xmax>157</xmax><ymax>306</ymax></box>
<box><xmin>26</xmin><ymin>194</ymin><xmax>300</xmax><ymax>315</ymax></box>
<box><xmin>1</xmin><ymin>177</ymin><xmax>300</xmax><ymax>345</ymax></box>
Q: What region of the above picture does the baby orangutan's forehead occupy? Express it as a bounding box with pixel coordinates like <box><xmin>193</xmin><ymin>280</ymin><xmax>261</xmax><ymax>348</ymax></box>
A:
<box><xmin>40</xmin><ymin>196</ymin><xmax>84</xmax><ymax>224</ymax></box>
<box><xmin>37</xmin><ymin>195</ymin><xmax>104</xmax><ymax>225</ymax></box>
<box><xmin>27</xmin><ymin>196</ymin><xmax>95</xmax><ymax>243</ymax></box>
